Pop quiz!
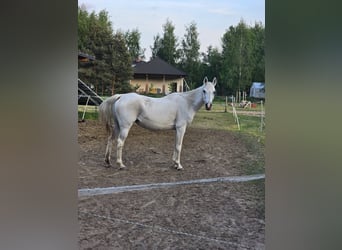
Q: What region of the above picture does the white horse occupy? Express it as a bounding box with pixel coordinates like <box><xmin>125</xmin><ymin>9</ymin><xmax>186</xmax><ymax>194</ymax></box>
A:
<box><xmin>99</xmin><ymin>76</ymin><xmax>217</xmax><ymax>170</ymax></box>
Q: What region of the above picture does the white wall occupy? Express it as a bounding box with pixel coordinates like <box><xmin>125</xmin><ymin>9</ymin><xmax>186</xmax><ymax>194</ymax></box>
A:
<box><xmin>130</xmin><ymin>77</ymin><xmax>184</xmax><ymax>94</ymax></box>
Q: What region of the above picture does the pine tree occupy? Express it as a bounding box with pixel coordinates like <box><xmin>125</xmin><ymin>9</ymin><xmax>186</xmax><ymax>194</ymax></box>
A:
<box><xmin>108</xmin><ymin>32</ymin><xmax>133</xmax><ymax>94</ymax></box>
<box><xmin>180</xmin><ymin>22</ymin><xmax>201</xmax><ymax>88</ymax></box>
<box><xmin>125</xmin><ymin>29</ymin><xmax>145</xmax><ymax>61</ymax></box>
<box><xmin>221</xmin><ymin>20</ymin><xmax>253</xmax><ymax>94</ymax></box>
<box><xmin>151</xmin><ymin>19</ymin><xmax>179</xmax><ymax>65</ymax></box>
<box><xmin>78</xmin><ymin>7</ymin><xmax>134</xmax><ymax>95</ymax></box>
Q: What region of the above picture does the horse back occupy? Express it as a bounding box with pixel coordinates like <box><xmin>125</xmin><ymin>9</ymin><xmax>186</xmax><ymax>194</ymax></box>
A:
<box><xmin>115</xmin><ymin>93</ymin><xmax>184</xmax><ymax>130</ymax></box>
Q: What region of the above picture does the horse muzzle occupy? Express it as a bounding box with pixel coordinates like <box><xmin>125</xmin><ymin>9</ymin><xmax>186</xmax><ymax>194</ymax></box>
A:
<box><xmin>205</xmin><ymin>103</ymin><xmax>212</xmax><ymax>110</ymax></box>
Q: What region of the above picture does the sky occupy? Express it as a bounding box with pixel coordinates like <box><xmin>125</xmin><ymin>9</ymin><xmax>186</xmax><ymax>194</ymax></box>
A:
<box><xmin>79</xmin><ymin>0</ymin><xmax>265</xmax><ymax>60</ymax></box>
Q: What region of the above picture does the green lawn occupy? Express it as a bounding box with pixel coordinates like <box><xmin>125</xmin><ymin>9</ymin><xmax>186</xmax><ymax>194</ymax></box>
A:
<box><xmin>78</xmin><ymin>105</ymin><xmax>99</xmax><ymax>120</ymax></box>
<box><xmin>192</xmin><ymin>106</ymin><xmax>265</xmax><ymax>141</ymax></box>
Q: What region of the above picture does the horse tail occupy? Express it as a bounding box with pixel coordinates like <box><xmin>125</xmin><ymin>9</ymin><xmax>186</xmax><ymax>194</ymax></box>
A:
<box><xmin>99</xmin><ymin>94</ymin><xmax>121</xmax><ymax>134</ymax></box>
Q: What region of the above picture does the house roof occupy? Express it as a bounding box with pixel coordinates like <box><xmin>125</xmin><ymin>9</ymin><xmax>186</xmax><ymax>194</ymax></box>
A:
<box><xmin>251</xmin><ymin>82</ymin><xmax>265</xmax><ymax>89</ymax></box>
<box><xmin>78</xmin><ymin>52</ymin><xmax>95</xmax><ymax>62</ymax></box>
<box><xmin>133</xmin><ymin>57</ymin><xmax>186</xmax><ymax>77</ymax></box>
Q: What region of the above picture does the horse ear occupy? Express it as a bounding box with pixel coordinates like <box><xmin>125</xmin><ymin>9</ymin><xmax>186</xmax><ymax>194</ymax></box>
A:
<box><xmin>212</xmin><ymin>77</ymin><xmax>217</xmax><ymax>86</ymax></box>
<box><xmin>203</xmin><ymin>77</ymin><xmax>208</xmax><ymax>85</ymax></box>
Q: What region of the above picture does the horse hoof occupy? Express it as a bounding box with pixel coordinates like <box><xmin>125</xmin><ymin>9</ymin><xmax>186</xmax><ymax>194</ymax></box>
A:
<box><xmin>176</xmin><ymin>166</ymin><xmax>183</xmax><ymax>171</ymax></box>
<box><xmin>119</xmin><ymin>165</ymin><xmax>126</xmax><ymax>170</ymax></box>
<box><xmin>104</xmin><ymin>162</ymin><xmax>112</xmax><ymax>168</ymax></box>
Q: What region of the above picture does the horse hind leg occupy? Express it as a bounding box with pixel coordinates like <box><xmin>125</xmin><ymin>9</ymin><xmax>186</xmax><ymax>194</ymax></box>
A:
<box><xmin>104</xmin><ymin>128</ymin><xmax>115</xmax><ymax>167</ymax></box>
<box><xmin>116</xmin><ymin>126</ymin><xmax>131</xmax><ymax>170</ymax></box>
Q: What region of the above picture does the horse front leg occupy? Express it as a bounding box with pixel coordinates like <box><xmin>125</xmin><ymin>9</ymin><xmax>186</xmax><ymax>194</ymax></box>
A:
<box><xmin>173</xmin><ymin>125</ymin><xmax>186</xmax><ymax>170</ymax></box>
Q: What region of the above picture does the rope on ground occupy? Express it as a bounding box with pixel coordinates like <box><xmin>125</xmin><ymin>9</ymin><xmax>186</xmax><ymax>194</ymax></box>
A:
<box><xmin>78</xmin><ymin>174</ymin><xmax>265</xmax><ymax>197</ymax></box>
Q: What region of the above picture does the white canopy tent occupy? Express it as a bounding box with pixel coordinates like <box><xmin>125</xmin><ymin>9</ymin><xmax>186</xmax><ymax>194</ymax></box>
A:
<box><xmin>250</xmin><ymin>82</ymin><xmax>265</xmax><ymax>99</ymax></box>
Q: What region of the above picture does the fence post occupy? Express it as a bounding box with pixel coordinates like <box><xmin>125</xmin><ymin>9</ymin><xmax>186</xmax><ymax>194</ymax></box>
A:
<box><xmin>260</xmin><ymin>100</ymin><xmax>264</xmax><ymax>131</ymax></box>
<box><xmin>231</xmin><ymin>97</ymin><xmax>240</xmax><ymax>130</ymax></box>
<box><xmin>225</xmin><ymin>96</ymin><xmax>227</xmax><ymax>112</ymax></box>
<box><xmin>81</xmin><ymin>95</ymin><xmax>91</xmax><ymax>121</ymax></box>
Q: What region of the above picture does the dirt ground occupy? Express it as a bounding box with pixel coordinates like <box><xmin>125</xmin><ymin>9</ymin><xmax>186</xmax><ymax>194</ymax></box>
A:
<box><xmin>78</xmin><ymin>120</ymin><xmax>265</xmax><ymax>249</ymax></box>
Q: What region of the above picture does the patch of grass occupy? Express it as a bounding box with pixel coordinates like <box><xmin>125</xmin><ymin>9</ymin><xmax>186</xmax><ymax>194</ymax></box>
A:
<box><xmin>192</xmin><ymin>108</ymin><xmax>265</xmax><ymax>142</ymax></box>
<box><xmin>190</xmin><ymin>111</ymin><xmax>231</xmax><ymax>130</ymax></box>
<box><xmin>238</xmin><ymin>115</ymin><xmax>265</xmax><ymax>141</ymax></box>
<box><xmin>78</xmin><ymin>105</ymin><xmax>99</xmax><ymax>121</ymax></box>
<box><xmin>78</xmin><ymin>111</ymin><xmax>99</xmax><ymax>120</ymax></box>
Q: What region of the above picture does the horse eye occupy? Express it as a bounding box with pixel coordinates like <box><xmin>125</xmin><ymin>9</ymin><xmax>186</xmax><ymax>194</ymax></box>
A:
<box><xmin>203</xmin><ymin>90</ymin><xmax>206</xmax><ymax>93</ymax></box>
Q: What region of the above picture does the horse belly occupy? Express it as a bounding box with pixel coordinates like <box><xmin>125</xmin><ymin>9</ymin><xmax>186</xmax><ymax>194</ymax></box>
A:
<box><xmin>136</xmin><ymin>118</ymin><xmax>175</xmax><ymax>130</ymax></box>
<box><xmin>136</xmin><ymin>113</ymin><xmax>175</xmax><ymax>130</ymax></box>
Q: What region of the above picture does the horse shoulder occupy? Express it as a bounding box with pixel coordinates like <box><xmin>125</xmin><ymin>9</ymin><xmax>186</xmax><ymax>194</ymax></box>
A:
<box><xmin>173</xmin><ymin>102</ymin><xmax>195</xmax><ymax>126</ymax></box>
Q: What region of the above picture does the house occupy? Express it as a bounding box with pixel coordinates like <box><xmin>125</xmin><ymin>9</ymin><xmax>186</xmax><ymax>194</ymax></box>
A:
<box><xmin>249</xmin><ymin>82</ymin><xmax>265</xmax><ymax>99</ymax></box>
<box><xmin>131</xmin><ymin>57</ymin><xmax>187</xmax><ymax>95</ymax></box>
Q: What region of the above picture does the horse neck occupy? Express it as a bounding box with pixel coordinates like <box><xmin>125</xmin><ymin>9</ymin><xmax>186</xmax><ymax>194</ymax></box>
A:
<box><xmin>182</xmin><ymin>86</ymin><xmax>204</xmax><ymax>112</ymax></box>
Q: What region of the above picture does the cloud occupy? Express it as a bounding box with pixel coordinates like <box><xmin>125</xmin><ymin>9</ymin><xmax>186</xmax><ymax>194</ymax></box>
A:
<box><xmin>208</xmin><ymin>8</ymin><xmax>236</xmax><ymax>16</ymax></box>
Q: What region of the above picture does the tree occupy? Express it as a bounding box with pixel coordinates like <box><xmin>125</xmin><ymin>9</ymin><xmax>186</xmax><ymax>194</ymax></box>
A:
<box><xmin>125</xmin><ymin>29</ymin><xmax>145</xmax><ymax>61</ymax></box>
<box><xmin>78</xmin><ymin>7</ymin><xmax>133</xmax><ymax>95</ymax></box>
<box><xmin>78</xmin><ymin>9</ymin><xmax>114</xmax><ymax>94</ymax></box>
<box><xmin>250</xmin><ymin>22</ymin><xmax>265</xmax><ymax>82</ymax></box>
<box><xmin>180</xmin><ymin>22</ymin><xmax>201</xmax><ymax>88</ymax></box>
<box><xmin>200</xmin><ymin>46</ymin><xmax>224</xmax><ymax>93</ymax></box>
<box><xmin>152</xmin><ymin>19</ymin><xmax>179</xmax><ymax>65</ymax></box>
<box><xmin>221</xmin><ymin>20</ymin><xmax>253</xmax><ymax>94</ymax></box>
<box><xmin>150</xmin><ymin>34</ymin><xmax>162</xmax><ymax>60</ymax></box>
<box><xmin>108</xmin><ymin>31</ymin><xmax>133</xmax><ymax>94</ymax></box>
<box><xmin>78</xmin><ymin>7</ymin><xmax>90</xmax><ymax>52</ymax></box>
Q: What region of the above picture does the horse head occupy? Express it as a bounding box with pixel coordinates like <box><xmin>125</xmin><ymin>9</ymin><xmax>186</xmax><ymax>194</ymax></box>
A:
<box><xmin>202</xmin><ymin>77</ymin><xmax>217</xmax><ymax>110</ymax></box>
